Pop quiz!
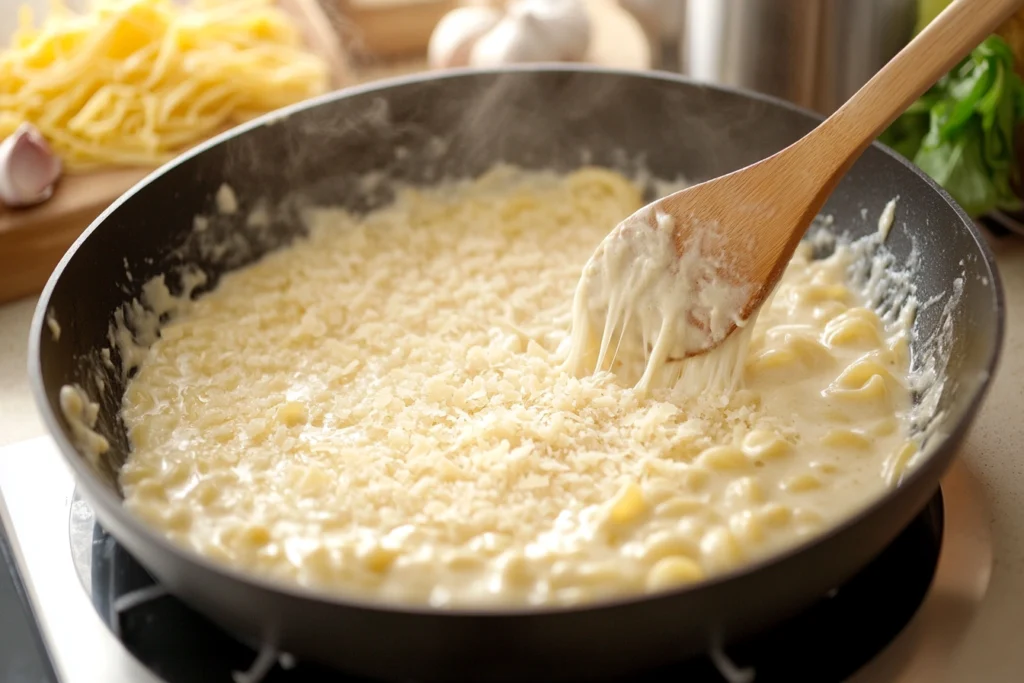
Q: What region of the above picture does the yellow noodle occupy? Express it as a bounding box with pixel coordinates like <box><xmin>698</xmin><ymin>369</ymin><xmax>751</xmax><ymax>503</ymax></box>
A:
<box><xmin>0</xmin><ymin>0</ymin><xmax>329</xmax><ymax>169</ymax></box>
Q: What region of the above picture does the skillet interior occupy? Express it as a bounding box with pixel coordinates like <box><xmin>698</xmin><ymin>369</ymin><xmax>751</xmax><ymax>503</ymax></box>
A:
<box><xmin>30</xmin><ymin>68</ymin><xmax>1003</xmax><ymax>680</ymax></box>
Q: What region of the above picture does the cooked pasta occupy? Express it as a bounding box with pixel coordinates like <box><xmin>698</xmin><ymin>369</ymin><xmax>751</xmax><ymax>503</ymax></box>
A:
<box><xmin>0</xmin><ymin>0</ymin><xmax>329</xmax><ymax>170</ymax></box>
<box><xmin>75</xmin><ymin>166</ymin><xmax>920</xmax><ymax>608</ymax></box>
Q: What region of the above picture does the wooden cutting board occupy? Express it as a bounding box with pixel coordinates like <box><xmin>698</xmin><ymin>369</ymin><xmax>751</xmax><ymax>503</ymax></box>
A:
<box><xmin>0</xmin><ymin>168</ymin><xmax>152</xmax><ymax>304</ymax></box>
<box><xmin>337</xmin><ymin>0</ymin><xmax>457</xmax><ymax>58</ymax></box>
<box><xmin>0</xmin><ymin>0</ymin><xmax>350</xmax><ymax>305</ymax></box>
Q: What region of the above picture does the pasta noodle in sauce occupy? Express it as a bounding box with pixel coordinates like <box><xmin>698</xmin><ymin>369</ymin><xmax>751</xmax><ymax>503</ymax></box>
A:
<box><xmin>89</xmin><ymin>167</ymin><xmax>917</xmax><ymax>607</ymax></box>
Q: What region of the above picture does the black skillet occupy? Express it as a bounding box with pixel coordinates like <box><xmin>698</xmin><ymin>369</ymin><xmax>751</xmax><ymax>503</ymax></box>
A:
<box><xmin>29</xmin><ymin>67</ymin><xmax>1004</xmax><ymax>681</ymax></box>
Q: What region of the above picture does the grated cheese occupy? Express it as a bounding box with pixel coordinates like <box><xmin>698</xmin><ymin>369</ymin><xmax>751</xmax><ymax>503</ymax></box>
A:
<box><xmin>111</xmin><ymin>166</ymin><xmax>917</xmax><ymax>607</ymax></box>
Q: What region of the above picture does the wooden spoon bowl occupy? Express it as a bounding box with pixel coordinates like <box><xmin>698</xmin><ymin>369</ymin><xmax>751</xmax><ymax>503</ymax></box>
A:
<box><xmin>594</xmin><ymin>0</ymin><xmax>1023</xmax><ymax>359</ymax></box>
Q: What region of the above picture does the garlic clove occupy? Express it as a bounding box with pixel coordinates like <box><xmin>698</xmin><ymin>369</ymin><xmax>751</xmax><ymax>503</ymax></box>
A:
<box><xmin>469</xmin><ymin>8</ymin><xmax>564</xmax><ymax>66</ymax></box>
<box><xmin>508</xmin><ymin>0</ymin><xmax>591</xmax><ymax>61</ymax></box>
<box><xmin>428</xmin><ymin>5</ymin><xmax>504</xmax><ymax>69</ymax></box>
<box><xmin>0</xmin><ymin>123</ymin><xmax>62</xmax><ymax>208</ymax></box>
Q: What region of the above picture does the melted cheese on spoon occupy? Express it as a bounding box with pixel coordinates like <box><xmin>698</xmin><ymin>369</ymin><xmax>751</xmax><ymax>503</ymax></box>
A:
<box><xmin>565</xmin><ymin>206</ymin><xmax>755</xmax><ymax>394</ymax></box>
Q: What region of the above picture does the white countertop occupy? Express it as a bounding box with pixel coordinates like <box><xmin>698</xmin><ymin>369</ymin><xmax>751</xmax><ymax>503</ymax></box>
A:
<box><xmin>946</xmin><ymin>232</ymin><xmax>1024</xmax><ymax>682</ymax></box>
<box><xmin>1</xmin><ymin>232</ymin><xmax>1023</xmax><ymax>679</ymax></box>
<box><xmin>0</xmin><ymin>297</ymin><xmax>43</xmax><ymax>446</ymax></box>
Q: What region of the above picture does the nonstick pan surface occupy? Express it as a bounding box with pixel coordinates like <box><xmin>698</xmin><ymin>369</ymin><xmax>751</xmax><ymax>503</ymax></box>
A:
<box><xmin>30</xmin><ymin>67</ymin><xmax>1004</xmax><ymax>681</ymax></box>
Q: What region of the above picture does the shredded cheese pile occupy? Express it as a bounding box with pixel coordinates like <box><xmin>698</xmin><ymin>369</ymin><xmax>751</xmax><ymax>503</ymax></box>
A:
<box><xmin>0</xmin><ymin>0</ymin><xmax>328</xmax><ymax>169</ymax></box>
<box><xmin>110</xmin><ymin>167</ymin><xmax>916</xmax><ymax>607</ymax></box>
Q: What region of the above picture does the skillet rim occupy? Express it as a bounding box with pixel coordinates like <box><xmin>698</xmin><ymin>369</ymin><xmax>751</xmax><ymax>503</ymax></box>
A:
<box><xmin>28</xmin><ymin>64</ymin><xmax>1006</xmax><ymax>618</ymax></box>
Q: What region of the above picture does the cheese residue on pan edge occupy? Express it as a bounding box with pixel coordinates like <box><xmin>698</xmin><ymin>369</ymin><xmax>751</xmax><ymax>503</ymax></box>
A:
<box><xmin>63</xmin><ymin>166</ymin><xmax>918</xmax><ymax>607</ymax></box>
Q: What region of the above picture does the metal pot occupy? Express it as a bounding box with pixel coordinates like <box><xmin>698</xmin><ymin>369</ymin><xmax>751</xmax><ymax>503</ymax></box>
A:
<box><xmin>621</xmin><ymin>0</ymin><xmax>917</xmax><ymax>114</ymax></box>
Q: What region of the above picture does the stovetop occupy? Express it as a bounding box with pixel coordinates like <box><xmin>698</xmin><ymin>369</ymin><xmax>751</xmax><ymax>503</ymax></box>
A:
<box><xmin>0</xmin><ymin>438</ymin><xmax>993</xmax><ymax>683</ymax></box>
<box><xmin>0</xmin><ymin>529</ymin><xmax>50</xmax><ymax>683</ymax></box>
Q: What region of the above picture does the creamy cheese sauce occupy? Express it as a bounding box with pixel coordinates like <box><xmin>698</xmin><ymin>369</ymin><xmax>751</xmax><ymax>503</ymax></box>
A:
<box><xmin>99</xmin><ymin>167</ymin><xmax>916</xmax><ymax>607</ymax></box>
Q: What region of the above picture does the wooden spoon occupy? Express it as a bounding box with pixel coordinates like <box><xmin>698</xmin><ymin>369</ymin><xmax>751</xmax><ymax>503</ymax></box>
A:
<box><xmin>595</xmin><ymin>0</ymin><xmax>1022</xmax><ymax>360</ymax></box>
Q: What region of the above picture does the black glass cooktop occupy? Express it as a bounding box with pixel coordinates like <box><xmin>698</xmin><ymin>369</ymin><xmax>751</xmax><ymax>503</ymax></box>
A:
<box><xmin>63</xmin><ymin>493</ymin><xmax>944</xmax><ymax>683</ymax></box>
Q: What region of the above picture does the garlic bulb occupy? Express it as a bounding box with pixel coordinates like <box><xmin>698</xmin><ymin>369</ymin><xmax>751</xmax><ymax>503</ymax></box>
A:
<box><xmin>428</xmin><ymin>5</ymin><xmax>503</xmax><ymax>69</ymax></box>
<box><xmin>471</xmin><ymin>8</ymin><xmax>564</xmax><ymax>66</ymax></box>
<box><xmin>513</xmin><ymin>0</ymin><xmax>591</xmax><ymax>61</ymax></box>
<box><xmin>429</xmin><ymin>0</ymin><xmax>591</xmax><ymax>69</ymax></box>
<box><xmin>0</xmin><ymin>123</ymin><xmax>62</xmax><ymax>208</ymax></box>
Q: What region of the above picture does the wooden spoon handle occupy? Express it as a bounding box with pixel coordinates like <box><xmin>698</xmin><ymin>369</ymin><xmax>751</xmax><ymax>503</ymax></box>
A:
<box><xmin>816</xmin><ymin>0</ymin><xmax>1022</xmax><ymax>164</ymax></box>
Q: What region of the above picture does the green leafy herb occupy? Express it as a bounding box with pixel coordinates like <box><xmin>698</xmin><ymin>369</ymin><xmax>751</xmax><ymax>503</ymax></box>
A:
<box><xmin>879</xmin><ymin>36</ymin><xmax>1024</xmax><ymax>217</ymax></box>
